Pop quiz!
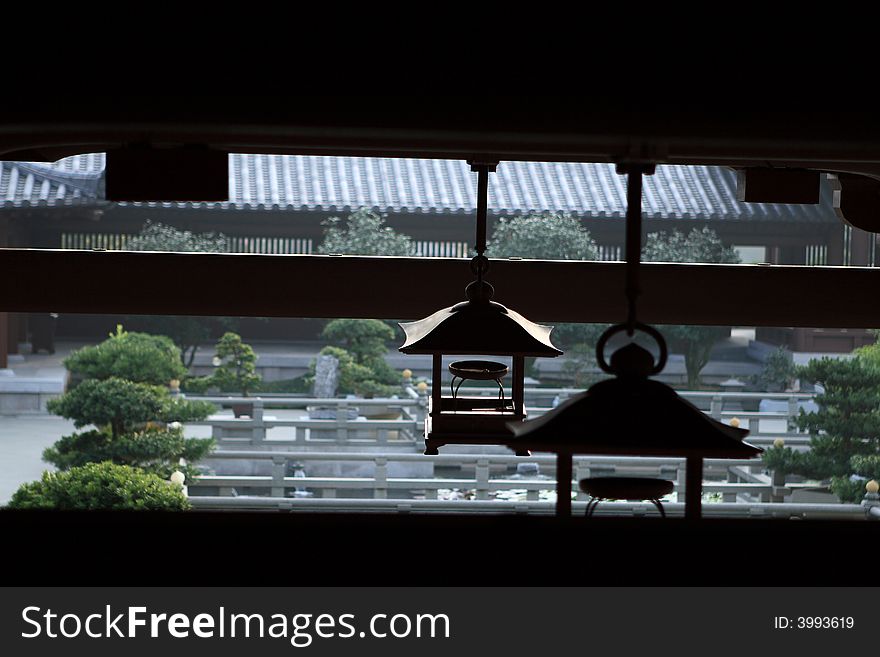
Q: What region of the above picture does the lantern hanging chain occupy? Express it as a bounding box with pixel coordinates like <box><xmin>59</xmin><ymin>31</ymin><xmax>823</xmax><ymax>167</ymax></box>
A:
<box><xmin>475</xmin><ymin>164</ymin><xmax>489</xmax><ymax>259</ymax></box>
<box><xmin>469</xmin><ymin>161</ymin><xmax>496</xmax><ymax>285</ymax></box>
<box><xmin>624</xmin><ymin>167</ymin><xmax>644</xmax><ymax>336</ymax></box>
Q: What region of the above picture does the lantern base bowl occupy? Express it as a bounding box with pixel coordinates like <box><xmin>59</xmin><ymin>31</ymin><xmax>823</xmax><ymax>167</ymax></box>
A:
<box><xmin>423</xmin><ymin>398</ymin><xmax>531</xmax><ymax>455</ymax></box>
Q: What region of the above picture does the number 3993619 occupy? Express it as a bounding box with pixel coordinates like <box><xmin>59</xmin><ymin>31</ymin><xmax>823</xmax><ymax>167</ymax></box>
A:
<box><xmin>774</xmin><ymin>617</ymin><xmax>854</xmax><ymax>629</ymax></box>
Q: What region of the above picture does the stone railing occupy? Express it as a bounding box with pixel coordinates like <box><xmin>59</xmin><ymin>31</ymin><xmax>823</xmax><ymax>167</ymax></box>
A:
<box><xmin>188</xmin><ymin>450</ymin><xmax>837</xmax><ymax>509</ymax></box>
<box><xmin>186</xmin><ymin>389</ymin><xmax>814</xmax><ymax>449</ymax></box>
<box><xmin>186</xmin><ymin>396</ymin><xmax>423</xmax><ymax>446</ymax></box>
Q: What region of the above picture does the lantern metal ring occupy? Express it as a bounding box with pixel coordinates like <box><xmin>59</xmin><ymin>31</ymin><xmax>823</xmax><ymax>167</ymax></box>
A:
<box><xmin>595</xmin><ymin>322</ymin><xmax>668</xmax><ymax>376</ymax></box>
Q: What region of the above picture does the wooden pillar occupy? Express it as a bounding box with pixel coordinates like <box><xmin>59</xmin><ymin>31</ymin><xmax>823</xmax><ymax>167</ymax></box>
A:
<box><xmin>0</xmin><ymin>312</ymin><xmax>7</xmax><ymax>369</ymax></box>
<box><xmin>6</xmin><ymin>312</ymin><xmax>19</xmax><ymax>354</ymax></box>
<box><xmin>431</xmin><ymin>353</ymin><xmax>442</xmax><ymax>415</ymax></box>
<box><xmin>556</xmin><ymin>452</ymin><xmax>572</xmax><ymax>517</ymax></box>
<box><xmin>685</xmin><ymin>456</ymin><xmax>703</xmax><ymax>520</ymax></box>
<box><xmin>512</xmin><ymin>355</ymin><xmax>525</xmax><ymax>417</ymax></box>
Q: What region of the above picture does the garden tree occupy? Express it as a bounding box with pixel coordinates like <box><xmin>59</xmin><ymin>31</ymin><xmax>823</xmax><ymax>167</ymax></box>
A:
<box><xmin>854</xmin><ymin>333</ymin><xmax>880</xmax><ymax>368</ymax></box>
<box><xmin>317</xmin><ymin>208</ymin><xmax>415</xmax><ymax>256</ymax></box>
<box><xmin>199</xmin><ymin>332</ymin><xmax>262</xmax><ymax>396</ymax></box>
<box><xmin>126</xmin><ymin>221</ymin><xmax>234</xmax><ymax>367</ymax></box>
<box><xmin>763</xmin><ymin>356</ymin><xmax>880</xmax><ymax>503</ymax></box>
<box><xmin>321</xmin><ymin>319</ymin><xmax>395</xmax><ymax>363</ymax></box>
<box><xmin>64</xmin><ymin>326</ymin><xmax>187</xmax><ymax>385</ymax></box>
<box><xmin>126</xmin><ymin>220</ymin><xmax>228</xmax><ymax>252</ymax></box>
<box><xmin>47</xmin><ymin>377</ymin><xmax>214</xmax><ymax>438</ymax></box>
<box><xmin>642</xmin><ymin>227</ymin><xmax>741</xmax><ymax>388</ymax></box>
<box><xmin>7</xmin><ymin>462</ymin><xmax>190</xmax><ymax>511</ymax></box>
<box><xmin>751</xmin><ymin>346</ymin><xmax>798</xmax><ymax>392</ymax></box>
<box><xmin>316</xmin><ymin>319</ymin><xmax>402</xmax><ymax>397</ymax></box>
<box><xmin>487</xmin><ymin>211</ymin><xmax>600</xmax><ymax>262</ymax></box>
<box><xmin>43</xmin><ymin>329</ymin><xmax>215</xmax><ymax>481</ymax></box>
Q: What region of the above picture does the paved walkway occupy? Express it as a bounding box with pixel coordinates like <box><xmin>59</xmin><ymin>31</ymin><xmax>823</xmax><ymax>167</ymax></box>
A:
<box><xmin>0</xmin><ymin>415</ymin><xmax>73</xmax><ymax>504</ymax></box>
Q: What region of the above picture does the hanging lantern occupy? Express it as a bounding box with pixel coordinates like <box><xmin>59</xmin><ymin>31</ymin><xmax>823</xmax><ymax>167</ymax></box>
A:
<box><xmin>507</xmin><ymin>164</ymin><xmax>762</xmax><ymax>519</ymax></box>
<box><xmin>399</xmin><ymin>162</ymin><xmax>562</xmax><ymax>455</ymax></box>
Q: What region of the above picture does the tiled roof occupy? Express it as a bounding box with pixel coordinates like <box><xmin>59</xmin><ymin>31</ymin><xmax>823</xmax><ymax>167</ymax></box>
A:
<box><xmin>1</xmin><ymin>153</ymin><xmax>837</xmax><ymax>222</ymax></box>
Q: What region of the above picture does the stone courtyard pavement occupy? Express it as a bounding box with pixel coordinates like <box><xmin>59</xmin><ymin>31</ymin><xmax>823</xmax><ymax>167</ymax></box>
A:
<box><xmin>0</xmin><ymin>415</ymin><xmax>74</xmax><ymax>504</ymax></box>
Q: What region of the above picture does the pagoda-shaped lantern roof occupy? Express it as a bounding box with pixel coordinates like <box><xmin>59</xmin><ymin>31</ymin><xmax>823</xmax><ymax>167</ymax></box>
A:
<box><xmin>399</xmin><ymin>280</ymin><xmax>562</xmax><ymax>358</ymax></box>
<box><xmin>508</xmin><ymin>343</ymin><xmax>762</xmax><ymax>458</ymax></box>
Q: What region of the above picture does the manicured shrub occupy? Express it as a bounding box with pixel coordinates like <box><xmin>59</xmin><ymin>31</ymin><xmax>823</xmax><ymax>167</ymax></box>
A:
<box><xmin>7</xmin><ymin>462</ymin><xmax>190</xmax><ymax>511</ymax></box>
<box><xmin>64</xmin><ymin>326</ymin><xmax>187</xmax><ymax>385</ymax></box>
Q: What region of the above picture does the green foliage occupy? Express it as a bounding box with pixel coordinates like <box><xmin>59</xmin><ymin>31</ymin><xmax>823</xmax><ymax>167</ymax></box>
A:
<box><xmin>752</xmin><ymin>347</ymin><xmax>797</xmax><ymax>392</ymax></box>
<box><xmin>208</xmin><ymin>332</ymin><xmax>261</xmax><ymax>396</ymax></box>
<box><xmin>7</xmin><ymin>462</ymin><xmax>190</xmax><ymax>511</ymax></box>
<box><xmin>487</xmin><ymin>211</ymin><xmax>599</xmax><ymax>261</ymax></box>
<box><xmin>64</xmin><ymin>326</ymin><xmax>187</xmax><ymax>385</ymax></box>
<box><xmin>643</xmin><ymin>226</ymin><xmax>741</xmax><ymax>264</ymax></box>
<box><xmin>321</xmin><ymin>319</ymin><xmax>395</xmax><ymax>363</ymax></box>
<box><xmin>766</xmin><ymin>357</ymin><xmax>880</xmax><ymax>502</ymax></box>
<box><xmin>42</xmin><ymin>428</ymin><xmax>213</xmax><ymax>481</ymax></box>
<box><xmin>319</xmin><ymin>320</ymin><xmax>401</xmax><ymax>396</ymax></box>
<box><xmin>317</xmin><ymin>208</ymin><xmax>415</xmax><ymax>256</ymax></box>
<box><xmin>48</xmin><ymin>378</ymin><xmax>167</xmax><ymax>438</ymax></box>
<box><xmin>46</xmin><ymin>377</ymin><xmax>213</xmax><ymax>439</ymax></box>
<box><xmin>127</xmin><ymin>220</ymin><xmax>228</xmax><ymax>253</ymax></box>
<box><xmin>46</xmin><ymin>327</ymin><xmax>215</xmax><ymax>484</ymax></box>
<box><xmin>643</xmin><ymin>228</ymin><xmax>741</xmax><ymax>388</ymax></box>
<box><xmin>855</xmin><ymin>337</ymin><xmax>880</xmax><ymax>370</ymax></box>
<box><xmin>308</xmin><ymin>346</ymin><xmax>399</xmax><ymax>397</ymax></box>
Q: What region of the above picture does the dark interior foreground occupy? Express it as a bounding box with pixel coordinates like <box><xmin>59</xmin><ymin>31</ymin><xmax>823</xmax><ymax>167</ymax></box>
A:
<box><xmin>2</xmin><ymin>101</ymin><xmax>879</xmax><ymax>586</ymax></box>
<box><xmin>5</xmin><ymin>511</ymin><xmax>876</xmax><ymax>586</ymax></box>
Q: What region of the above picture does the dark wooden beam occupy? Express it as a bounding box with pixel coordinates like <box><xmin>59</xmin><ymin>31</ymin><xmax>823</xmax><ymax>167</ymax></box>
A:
<box><xmin>2</xmin><ymin>249</ymin><xmax>880</xmax><ymax>328</ymax></box>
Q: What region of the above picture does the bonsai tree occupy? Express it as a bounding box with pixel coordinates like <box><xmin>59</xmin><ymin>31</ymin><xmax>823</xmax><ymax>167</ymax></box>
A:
<box><xmin>763</xmin><ymin>356</ymin><xmax>880</xmax><ymax>502</ymax></box>
<box><xmin>64</xmin><ymin>325</ymin><xmax>187</xmax><ymax>385</ymax></box>
<box><xmin>321</xmin><ymin>319</ymin><xmax>395</xmax><ymax>363</ymax></box>
<box><xmin>319</xmin><ymin>320</ymin><xmax>401</xmax><ymax>397</ymax></box>
<box><xmin>643</xmin><ymin>227</ymin><xmax>741</xmax><ymax>388</ymax></box>
<box><xmin>44</xmin><ymin>328</ymin><xmax>215</xmax><ymax>481</ymax></box>
<box><xmin>206</xmin><ymin>332</ymin><xmax>261</xmax><ymax>396</ymax></box>
<box><xmin>751</xmin><ymin>346</ymin><xmax>798</xmax><ymax>392</ymax></box>
<box><xmin>7</xmin><ymin>462</ymin><xmax>190</xmax><ymax>511</ymax></box>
